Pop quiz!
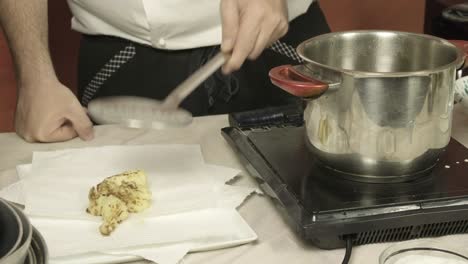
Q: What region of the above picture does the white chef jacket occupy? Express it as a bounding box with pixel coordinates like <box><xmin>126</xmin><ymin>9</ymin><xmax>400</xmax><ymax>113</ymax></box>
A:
<box><xmin>67</xmin><ymin>0</ymin><xmax>314</xmax><ymax>50</ymax></box>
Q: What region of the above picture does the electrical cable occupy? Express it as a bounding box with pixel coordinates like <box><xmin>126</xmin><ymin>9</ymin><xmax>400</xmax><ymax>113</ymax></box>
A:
<box><xmin>341</xmin><ymin>236</ymin><xmax>354</xmax><ymax>264</ymax></box>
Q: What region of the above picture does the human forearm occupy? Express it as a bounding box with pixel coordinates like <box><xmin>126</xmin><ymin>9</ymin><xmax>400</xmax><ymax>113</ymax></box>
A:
<box><xmin>221</xmin><ymin>0</ymin><xmax>289</xmax><ymax>73</ymax></box>
<box><xmin>0</xmin><ymin>0</ymin><xmax>56</xmax><ymax>87</ymax></box>
<box><xmin>0</xmin><ymin>0</ymin><xmax>93</xmax><ymax>142</ymax></box>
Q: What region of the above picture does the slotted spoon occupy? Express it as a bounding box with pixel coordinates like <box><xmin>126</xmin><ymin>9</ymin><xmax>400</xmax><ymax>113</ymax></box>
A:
<box><xmin>87</xmin><ymin>51</ymin><xmax>227</xmax><ymax>129</ymax></box>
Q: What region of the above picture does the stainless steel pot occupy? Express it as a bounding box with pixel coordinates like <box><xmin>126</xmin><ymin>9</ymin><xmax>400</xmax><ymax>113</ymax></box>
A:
<box><xmin>269</xmin><ymin>30</ymin><xmax>468</xmax><ymax>182</ymax></box>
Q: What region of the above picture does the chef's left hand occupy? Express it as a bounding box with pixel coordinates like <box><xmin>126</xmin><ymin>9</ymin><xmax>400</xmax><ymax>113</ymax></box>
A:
<box><xmin>220</xmin><ymin>0</ymin><xmax>289</xmax><ymax>74</ymax></box>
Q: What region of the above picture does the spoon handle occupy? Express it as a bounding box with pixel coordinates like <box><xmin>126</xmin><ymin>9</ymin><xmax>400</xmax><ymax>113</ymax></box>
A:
<box><xmin>162</xmin><ymin>52</ymin><xmax>227</xmax><ymax>109</ymax></box>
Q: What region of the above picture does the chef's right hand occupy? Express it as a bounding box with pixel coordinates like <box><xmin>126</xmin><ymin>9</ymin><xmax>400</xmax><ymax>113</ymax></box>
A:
<box><xmin>15</xmin><ymin>77</ymin><xmax>94</xmax><ymax>143</ymax></box>
<box><xmin>220</xmin><ymin>0</ymin><xmax>289</xmax><ymax>73</ymax></box>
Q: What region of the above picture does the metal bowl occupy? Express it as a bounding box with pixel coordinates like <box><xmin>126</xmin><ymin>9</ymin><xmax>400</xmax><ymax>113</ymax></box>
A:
<box><xmin>3</xmin><ymin>203</ymin><xmax>33</xmax><ymax>264</ymax></box>
<box><xmin>30</xmin><ymin>226</ymin><xmax>48</xmax><ymax>264</ymax></box>
<box><xmin>0</xmin><ymin>198</ymin><xmax>23</xmax><ymax>260</ymax></box>
<box><xmin>24</xmin><ymin>248</ymin><xmax>36</xmax><ymax>264</ymax></box>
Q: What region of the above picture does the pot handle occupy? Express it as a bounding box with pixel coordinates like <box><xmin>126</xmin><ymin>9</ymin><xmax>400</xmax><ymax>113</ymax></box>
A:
<box><xmin>269</xmin><ymin>65</ymin><xmax>329</xmax><ymax>98</ymax></box>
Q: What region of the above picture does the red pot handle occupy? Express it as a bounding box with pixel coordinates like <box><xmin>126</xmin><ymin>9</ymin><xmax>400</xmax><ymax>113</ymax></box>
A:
<box><xmin>269</xmin><ymin>65</ymin><xmax>329</xmax><ymax>98</ymax></box>
<box><xmin>448</xmin><ymin>40</ymin><xmax>468</xmax><ymax>68</ymax></box>
<box><xmin>449</xmin><ymin>40</ymin><xmax>468</xmax><ymax>55</ymax></box>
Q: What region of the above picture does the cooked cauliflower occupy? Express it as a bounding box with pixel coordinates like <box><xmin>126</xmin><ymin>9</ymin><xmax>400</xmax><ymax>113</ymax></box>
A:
<box><xmin>86</xmin><ymin>170</ymin><xmax>152</xmax><ymax>236</ymax></box>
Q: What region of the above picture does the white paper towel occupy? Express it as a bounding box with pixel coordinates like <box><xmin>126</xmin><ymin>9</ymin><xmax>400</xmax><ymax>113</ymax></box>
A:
<box><xmin>1</xmin><ymin>144</ymin><xmax>258</xmax><ymax>264</ymax></box>
<box><xmin>2</xmin><ymin>180</ymin><xmax>257</xmax><ymax>263</ymax></box>
<box><xmin>49</xmin><ymin>243</ymin><xmax>193</xmax><ymax>264</ymax></box>
<box><xmin>32</xmin><ymin>208</ymin><xmax>256</xmax><ymax>258</ymax></box>
<box><xmin>0</xmin><ymin>180</ymin><xmax>25</xmax><ymax>205</ymax></box>
<box><xmin>22</xmin><ymin>145</ymin><xmax>242</xmax><ymax>219</ymax></box>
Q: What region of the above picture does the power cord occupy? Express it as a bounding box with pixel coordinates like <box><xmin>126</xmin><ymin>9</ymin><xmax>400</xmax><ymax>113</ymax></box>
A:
<box><xmin>341</xmin><ymin>235</ymin><xmax>354</xmax><ymax>264</ymax></box>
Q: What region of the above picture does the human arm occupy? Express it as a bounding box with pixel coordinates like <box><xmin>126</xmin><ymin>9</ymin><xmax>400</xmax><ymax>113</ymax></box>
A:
<box><xmin>220</xmin><ymin>0</ymin><xmax>289</xmax><ymax>73</ymax></box>
<box><xmin>0</xmin><ymin>0</ymin><xmax>93</xmax><ymax>142</ymax></box>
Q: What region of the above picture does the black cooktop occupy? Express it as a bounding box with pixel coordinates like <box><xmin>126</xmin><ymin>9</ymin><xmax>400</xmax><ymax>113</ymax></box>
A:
<box><xmin>222</xmin><ymin>105</ymin><xmax>468</xmax><ymax>249</ymax></box>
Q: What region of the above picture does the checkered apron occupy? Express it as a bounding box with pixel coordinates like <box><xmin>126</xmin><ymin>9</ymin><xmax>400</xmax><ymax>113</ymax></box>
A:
<box><xmin>80</xmin><ymin>40</ymin><xmax>302</xmax><ymax>106</ymax></box>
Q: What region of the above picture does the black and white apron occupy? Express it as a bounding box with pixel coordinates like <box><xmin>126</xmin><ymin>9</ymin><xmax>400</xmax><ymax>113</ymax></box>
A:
<box><xmin>77</xmin><ymin>1</ymin><xmax>330</xmax><ymax>116</ymax></box>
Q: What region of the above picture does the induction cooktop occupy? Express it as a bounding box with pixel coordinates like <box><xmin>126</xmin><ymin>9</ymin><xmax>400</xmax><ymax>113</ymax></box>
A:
<box><xmin>221</xmin><ymin>105</ymin><xmax>468</xmax><ymax>249</ymax></box>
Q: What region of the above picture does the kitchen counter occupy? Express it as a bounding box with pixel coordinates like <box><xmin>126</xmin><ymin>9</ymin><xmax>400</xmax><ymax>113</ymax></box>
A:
<box><xmin>1</xmin><ymin>106</ymin><xmax>468</xmax><ymax>264</ymax></box>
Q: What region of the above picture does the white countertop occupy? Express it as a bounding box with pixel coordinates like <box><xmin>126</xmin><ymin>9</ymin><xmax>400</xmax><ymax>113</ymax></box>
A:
<box><xmin>1</xmin><ymin>106</ymin><xmax>468</xmax><ymax>264</ymax></box>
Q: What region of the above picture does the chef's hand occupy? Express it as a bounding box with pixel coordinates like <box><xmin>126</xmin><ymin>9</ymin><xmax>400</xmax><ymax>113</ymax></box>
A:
<box><xmin>15</xmin><ymin>78</ymin><xmax>94</xmax><ymax>143</ymax></box>
<box><xmin>220</xmin><ymin>0</ymin><xmax>289</xmax><ymax>74</ymax></box>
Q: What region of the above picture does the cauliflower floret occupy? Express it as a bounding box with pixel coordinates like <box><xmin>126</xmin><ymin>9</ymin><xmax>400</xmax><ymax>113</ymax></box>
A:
<box><xmin>86</xmin><ymin>170</ymin><xmax>151</xmax><ymax>236</ymax></box>
<box><xmin>95</xmin><ymin>170</ymin><xmax>151</xmax><ymax>213</ymax></box>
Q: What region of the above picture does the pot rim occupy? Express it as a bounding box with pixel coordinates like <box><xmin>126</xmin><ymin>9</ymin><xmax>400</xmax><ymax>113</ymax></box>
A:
<box><xmin>297</xmin><ymin>30</ymin><xmax>466</xmax><ymax>78</ymax></box>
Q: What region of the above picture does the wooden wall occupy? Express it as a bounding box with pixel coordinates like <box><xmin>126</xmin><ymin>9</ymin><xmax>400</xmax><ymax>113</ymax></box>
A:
<box><xmin>320</xmin><ymin>0</ymin><xmax>425</xmax><ymax>32</ymax></box>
